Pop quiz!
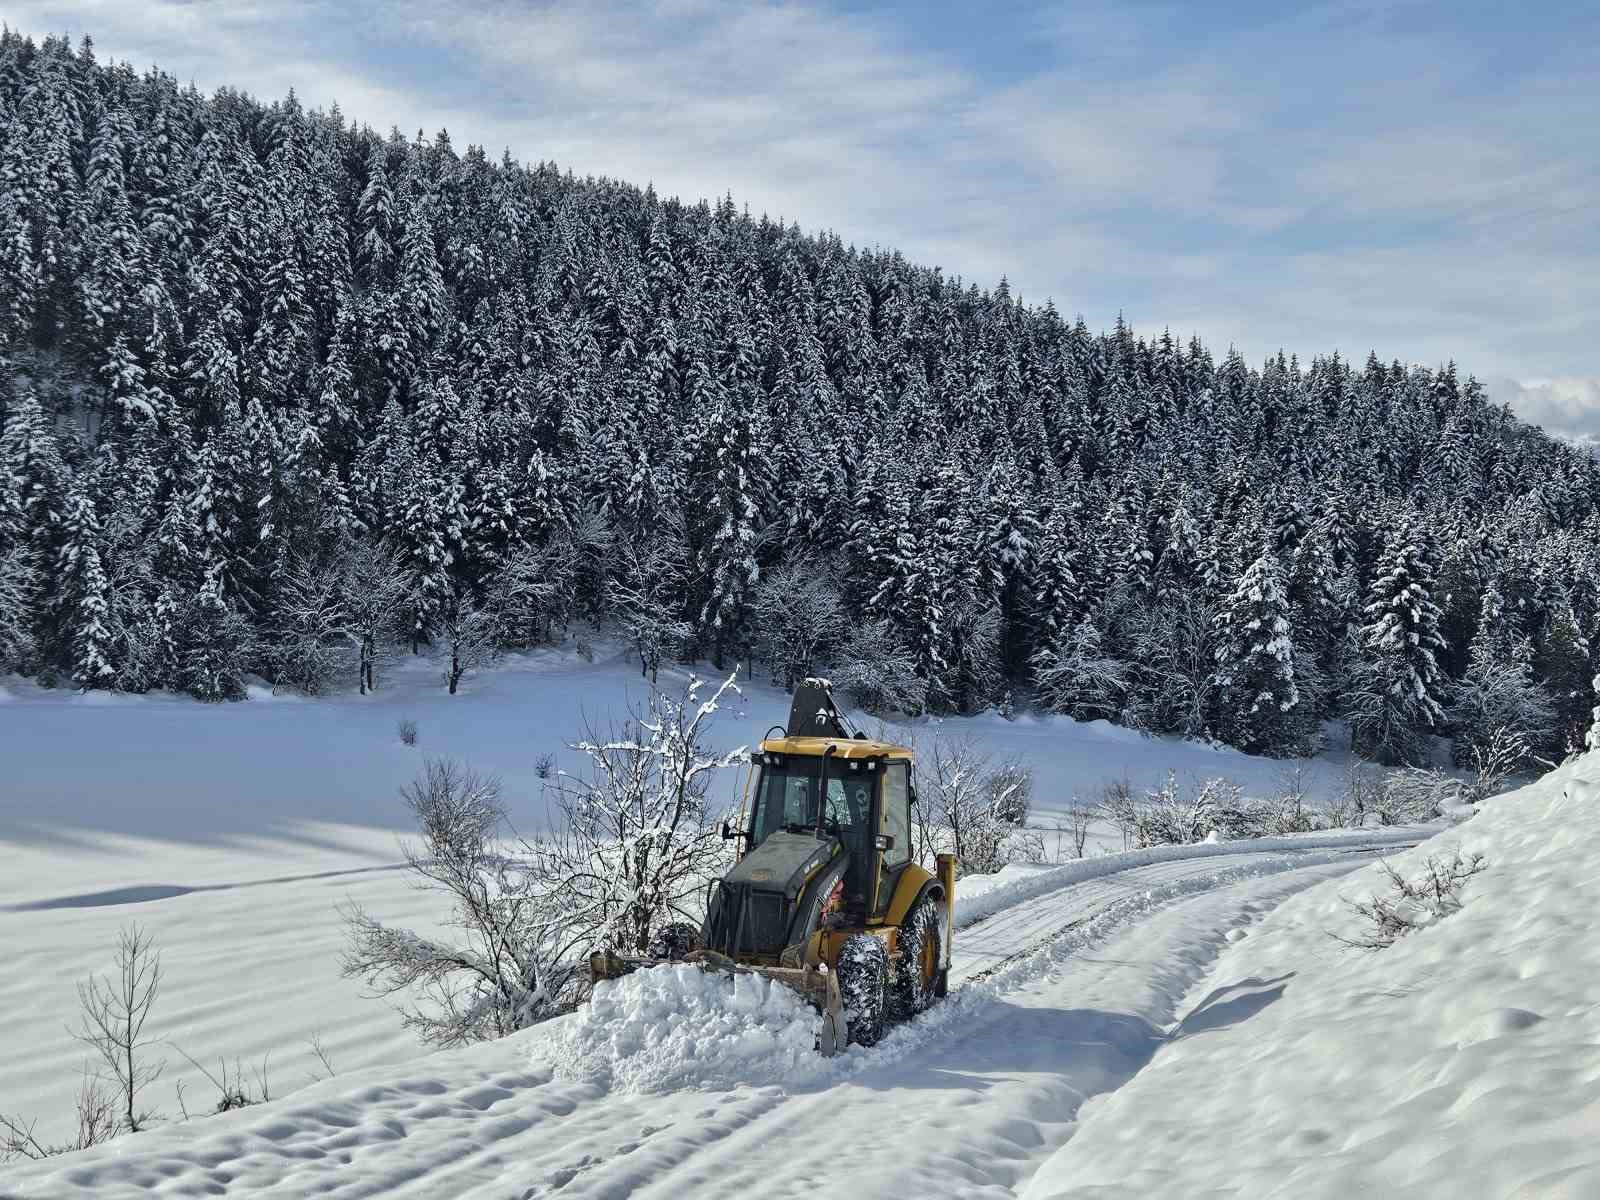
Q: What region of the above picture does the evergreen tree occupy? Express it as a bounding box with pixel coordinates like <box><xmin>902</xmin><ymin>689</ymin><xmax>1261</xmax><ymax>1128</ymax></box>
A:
<box><xmin>1348</xmin><ymin>518</ymin><xmax>1449</xmax><ymax>765</ymax></box>
<box><xmin>1213</xmin><ymin>548</ymin><xmax>1302</xmax><ymax>755</ymax></box>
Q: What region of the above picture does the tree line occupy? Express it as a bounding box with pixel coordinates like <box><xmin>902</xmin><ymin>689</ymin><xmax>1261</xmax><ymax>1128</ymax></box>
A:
<box><xmin>2</xmin><ymin>29</ymin><xmax>1598</xmax><ymax>766</ymax></box>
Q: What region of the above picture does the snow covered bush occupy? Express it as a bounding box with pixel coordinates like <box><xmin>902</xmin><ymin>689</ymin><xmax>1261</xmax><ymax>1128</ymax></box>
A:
<box><xmin>396</xmin><ymin>718</ymin><xmax>418</xmax><ymax>746</ymax></box>
<box><xmin>1139</xmin><ymin>772</ymin><xmax>1220</xmax><ymax>846</ymax></box>
<box><xmin>750</xmin><ymin>561</ymin><xmax>848</xmax><ymax>691</ymax></box>
<box><xmin>341</xmin><ymin>760</ymin><xmax>586</xmax><ymax>1046</ymax></box>
<box><xmin>833</xmin><ymin>618</ymin><xmax>929</xmax><ymax>716</ymax></box>
<box><xmin>1336</xmin><ymin>852</ymin><xmax>1488</xmax><ymax>950</ymax></box>
<box><xmin>916</xmin><ymin>735</ymin><xmax>1035</xmax><ymax>875</ymax></box>
<box><xmin>607</xmin><ymin>530</ymin><xmax>691</xmax><ymax>684</ymax></box>
<box><xmin>1032</xmin><ymin>617</ymin><xmax>1128</xmax><ymax>723</ymax></box>
<box><xmin>1376</xmin><ymin>767</ymin><xmax>1460</xmax><ymax>823</ymax></box>
<box><xmin>539</xmin><ymin>672</ymin><xmax>745</xmax><ymax>954</ymax></box>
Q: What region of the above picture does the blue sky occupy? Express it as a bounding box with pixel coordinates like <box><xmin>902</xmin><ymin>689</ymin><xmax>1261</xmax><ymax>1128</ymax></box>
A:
<box><xmin>10</xmin><ymin>1</ymin><xmax>1599</xmax><ymax>437</ymax></box>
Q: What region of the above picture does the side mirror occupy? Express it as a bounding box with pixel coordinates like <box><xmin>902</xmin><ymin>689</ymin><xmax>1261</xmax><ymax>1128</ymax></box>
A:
<box><xmin>721</xmin><ymin>819</ymin><xmax>743</xmax><ymax>841</ymax></box>
<box><xmin>874</xmin><ymin>833</ymin><xmax>896</xmax><ymax>852</ymax></box>
<box><xmin>908</xmin><ymin>786</ymin><xmax>919</xmax><ymax>807</ymax></box>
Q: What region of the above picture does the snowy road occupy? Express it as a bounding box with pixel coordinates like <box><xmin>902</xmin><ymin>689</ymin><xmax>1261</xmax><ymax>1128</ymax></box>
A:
<box><xmin>1</xmin><ymin>839</ymin><xmax>1418</xmax><ymax>1199</ymax></box>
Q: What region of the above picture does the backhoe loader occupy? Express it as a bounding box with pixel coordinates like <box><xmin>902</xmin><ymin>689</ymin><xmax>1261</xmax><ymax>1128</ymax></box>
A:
<box><xmin>589</xmin><ymin>679</ymin><xmax>955</xmax><ymax>1054</ymax></box>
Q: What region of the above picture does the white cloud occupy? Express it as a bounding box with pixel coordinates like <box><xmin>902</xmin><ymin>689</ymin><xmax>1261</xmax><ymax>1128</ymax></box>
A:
<box><xmin>1486</xmin><ymin>378</ymin><xmax>1600</xmax><ymax>447</ymax></box>
<box><xmin>6</xmin><ymin>0</ymin><xmax>1596</xmax><ymax>388</ymax></box>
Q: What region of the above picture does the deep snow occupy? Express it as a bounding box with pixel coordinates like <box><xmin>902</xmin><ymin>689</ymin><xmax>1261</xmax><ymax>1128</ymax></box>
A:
<box><xmin>2</xmin><ymin>642</ymin><xmax>1381</xmax><ymax>1151</ymax></box>
<box><xmin>1022</xmin><ymin>756</ymin><xmax>1600</xmax><ymax>1200</ymax></box>
<box><xmin>0</xmin><ymin>853</ymin><xmax>1373</xmax><ymax>1198</ymax></box>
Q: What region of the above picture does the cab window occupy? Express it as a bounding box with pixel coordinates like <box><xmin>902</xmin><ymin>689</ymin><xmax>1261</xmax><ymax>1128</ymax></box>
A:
<box><xmin>876</xmin><ymin>761</ymin><xmax>912</xmax><ymax>913</ymax></box>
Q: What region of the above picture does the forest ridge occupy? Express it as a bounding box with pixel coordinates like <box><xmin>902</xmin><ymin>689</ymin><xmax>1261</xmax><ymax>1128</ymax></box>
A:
<box><xmin>1</xmin><ymin>30</ymin><xmax>1597</xmax><ymax>769</ymax></box>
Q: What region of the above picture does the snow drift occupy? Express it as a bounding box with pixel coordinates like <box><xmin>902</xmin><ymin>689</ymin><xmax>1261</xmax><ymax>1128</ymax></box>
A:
<box><xmin>1025</xmin><ymin>754</ymin><xmax>1600</xmax><ymax>1199</ymax></box>
<box><xmin>541</xmin><ymin>964</ymin><xmax>825</xmax><ymax>1093</ymax></box>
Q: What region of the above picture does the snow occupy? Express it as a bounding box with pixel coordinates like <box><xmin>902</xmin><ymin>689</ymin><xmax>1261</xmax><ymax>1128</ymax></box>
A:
<box><xmin>6</xmin><ymin>640</ymin><xmax>1523</xmax><ymax>1196</ymax></box>
<box><xmin>544</xmin><ymin>965</ymin><xmax>824</xmax><ymax>1093</ymax></box>
<box><xmin>1021</xmin><ymin>753</ymin><xmax>1600</xmax><ymax>1200</ymax></box>
<box><xmin>1</xmin><ymin>845</ymin><xmax>1371</xmax><ymax>1198</ymax></box>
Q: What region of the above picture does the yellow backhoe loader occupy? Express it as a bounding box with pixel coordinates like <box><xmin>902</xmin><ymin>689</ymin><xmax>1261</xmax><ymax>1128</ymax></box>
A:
<box><xmin>590</xmin><ymin>679</ymin><xmax>955</xmax><ymax>1054</ymax></box>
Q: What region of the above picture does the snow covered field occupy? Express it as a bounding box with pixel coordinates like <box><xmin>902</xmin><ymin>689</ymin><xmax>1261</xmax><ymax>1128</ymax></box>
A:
<box><xmin>3</xmin><ymin>643</ymin><xmax>1459</xmax><ymax>1196</ymax></box>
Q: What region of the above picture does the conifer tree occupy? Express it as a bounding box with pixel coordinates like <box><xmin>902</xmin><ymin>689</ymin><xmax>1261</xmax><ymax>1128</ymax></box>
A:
<box><xmin>1348</xmin><ymin>517</ymin><xmax>1449</xmax><ymax>764</ymax></box>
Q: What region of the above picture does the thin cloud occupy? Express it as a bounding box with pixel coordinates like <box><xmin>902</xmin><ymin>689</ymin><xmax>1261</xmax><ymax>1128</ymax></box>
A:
<box><xmin>5</xmin><ymin>0</ymin><xmax>1595</xmax><ymax>385</ymax></box>
<box><xmin>1487</xmin><ymin>378</ymin><xmax>1600</xmax><ymax>447</ymax></box>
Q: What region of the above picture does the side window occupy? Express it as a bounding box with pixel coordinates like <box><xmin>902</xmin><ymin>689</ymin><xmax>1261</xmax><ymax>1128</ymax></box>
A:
<box><xmin>882</xmin><ymin>762</ymin><xmax>911</xmax><ymax>869</ymax></box>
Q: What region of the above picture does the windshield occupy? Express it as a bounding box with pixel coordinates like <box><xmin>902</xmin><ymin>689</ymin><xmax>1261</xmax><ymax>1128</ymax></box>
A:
<box><xmin>748</xmin><ymin>763</ymin><xmax>874</xmax><ymax>849</ymax></box>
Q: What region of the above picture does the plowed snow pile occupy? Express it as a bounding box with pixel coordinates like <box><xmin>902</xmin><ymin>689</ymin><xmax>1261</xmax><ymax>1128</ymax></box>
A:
<box><xmin>1025</xmin><ymin>754</ymin><xmax>1600</xmax><ymax>1200</ymax></box>
<box><xmin>541</xmin><ymin>964</ymin><xmax>825</xmax><ymax>1092</ymax></box>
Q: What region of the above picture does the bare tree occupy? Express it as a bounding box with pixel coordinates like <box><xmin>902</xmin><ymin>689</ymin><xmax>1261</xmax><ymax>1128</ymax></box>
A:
<box><xmin>273</xmin><ymin>552</ymin><xmax>348</xmax><ymax>695</ymax></box>
<box><xmin>608</xmin><ymin>530</ymin><xmax>691</xmax><ymax>684</ymax></box>
<box><xmin>919</xmin><ymin>736</ymin><xmax>1034</xmax><ymax>876</ymax></box>
<box><xmin>342</xmin><ymin>759</ymin><xmax>585</xmax><ymax>1047</ymax></box>
<box><xmin>1054</xmin><ymin>794</ymin><xmax>1097</xmax><ymax>859</ymax></box>
<box><xmin>340</xmin><ymin>537</ymin><xmax>409</xmax><ymax>694</ymax></box>
<box><xmin>541</xmin><ymin>672</ymin><xmax>744</xmax><ymax>952</ymax></box>
<box><xmin>438</xmin><ymin>584</ymin><xmax>502</xmax><ymax>695</ymax></box>
<box><xmin>73</xmin><ymin>924</ymin><xmax>165</xmax><ymax>1133</ymax></box>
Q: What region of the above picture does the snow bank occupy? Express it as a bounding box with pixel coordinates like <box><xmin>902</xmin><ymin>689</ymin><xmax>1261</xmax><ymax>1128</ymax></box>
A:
<box><xmin>954</xmin><ymin>825</ymin><xmax>1428</xmax><ymax>929</ymax></box>
<box><xmin>539</xmin><ymin>964</ymin><xmax>825</xmax><ymax>1093</ymax></box>
<box><xmin>1024</xmin><ymin>755</ymin><xmax>1600</xmax><ymax>1200</ymax></box>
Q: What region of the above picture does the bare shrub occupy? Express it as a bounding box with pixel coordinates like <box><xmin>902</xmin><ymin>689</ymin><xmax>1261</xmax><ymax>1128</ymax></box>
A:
<box><xmin>1378</xmin><ymin>767</ymin><xmax>1459</xmax><ymax>823</ymax></box>
<box><xmin>540</xmin><ymin>673</ymin><xmax>743</xmax><ymax>953</ymax></box>
<box><xmin>397</xmin><ymin>718</ymin><xmax>418</xmax><ymax>747</ymax></box>
<box><xmin>169</xmin><ymin>1047</ymin><xmax>272</xmax><ymax>1114</ymax></box>
<box><xmin>1141</xmin><ymin>772</ymin><xmax>1219</xmax><ymax>846</ymax></box>
<box><xmin>1045</xmin><ymin>794</ymin><xmax>1097</xmax><ymax>860</ymax></box>
<box><xmin>341</xmin><ymin>760</ymin><xmax>586</xmax><ymax>1047</ymax></box>
<box><xmin>920</xmin><ymin>736</ymin><xmax>1035</xmax><ymax>875</ymax></box>
<box><xmin>305</xmin><ymin>1033</ymin><xmax>337</xmax><ymax>1085</ymax></box>
<box><xmin>1335</xmin><ymin>852</ymin><xmax>1488</xmax><ymax>950</ymax></box>
<box><xmin>73</xmin><ymin>924</ymin><xmax>165</xmax><ymax>1133</ymax></box>
<box><xmin>534</xmin><ymin>752</ymin><xmax>556</xmax><ymax>780</ymax></box>
<box><xmin>1</xmin><ymin>1073</ymin><xmax>115</xmax><ymax>1163</ymax></box>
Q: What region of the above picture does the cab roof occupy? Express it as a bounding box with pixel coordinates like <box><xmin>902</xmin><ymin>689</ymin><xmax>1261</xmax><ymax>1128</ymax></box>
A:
<box><xmin>758</xmin><ymin>736</ymin><xmax>914</xmax><ymax>761</ymax></box>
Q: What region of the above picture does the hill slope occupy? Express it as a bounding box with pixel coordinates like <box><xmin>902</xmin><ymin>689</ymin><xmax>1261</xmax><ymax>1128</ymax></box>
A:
<box><xmin>2</xmin><ymin>30</ymin><xmax>1599</xmax><ymax>767</ymax></box>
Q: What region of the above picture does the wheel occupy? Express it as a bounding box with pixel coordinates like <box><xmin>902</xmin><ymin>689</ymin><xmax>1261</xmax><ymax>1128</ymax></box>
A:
<box><xmin>891</xmin><ymin>895</ymin><xmax>943</xmax><ymax>1020</ymax></box>
<box><xmin>837</xmin><ymin>933</ymin><xmax>888</xmax><ymax>1047</ymax></box>
<box><xmin>649</xmin><ymin>921</ymin><xmax>702</xmax><ymax>960</ymax></box>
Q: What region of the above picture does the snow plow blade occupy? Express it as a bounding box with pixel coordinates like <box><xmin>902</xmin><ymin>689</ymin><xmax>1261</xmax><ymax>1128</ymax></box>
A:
<box><xmin>587</xmin><ymin>947</ymin><xmax>849</xmax><ymax>1056</ymax></box>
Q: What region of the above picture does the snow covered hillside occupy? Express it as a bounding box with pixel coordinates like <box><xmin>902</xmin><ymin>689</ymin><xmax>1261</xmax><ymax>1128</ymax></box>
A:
<box><xmin>6</xmin><ymin>733</ymin><xmax>1590</xmax><ymax>1199</ymax></box>
<box><xmin>5</xmin><ymin>645</ymin><xmax>1395</xmax><ymax>1162</ymax></box>
<box><xmin>1022</xmin><ymin>753</ymin><xmax>1600</xmax><ymax>1200</ymax></box>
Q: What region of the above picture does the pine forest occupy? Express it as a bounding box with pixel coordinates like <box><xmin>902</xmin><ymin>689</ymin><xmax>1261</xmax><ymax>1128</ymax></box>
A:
<box><xmin>2</xmin><ymin>30</ymin><xmax>1597</xmax><ymax>769</ymax></box>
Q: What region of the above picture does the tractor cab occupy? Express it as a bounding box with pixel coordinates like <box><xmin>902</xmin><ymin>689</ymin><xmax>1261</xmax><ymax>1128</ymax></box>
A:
<box><xmin>597</xmin><ymin>678</ymin><xmax>953</xmax><ymax>1055</ymax></box>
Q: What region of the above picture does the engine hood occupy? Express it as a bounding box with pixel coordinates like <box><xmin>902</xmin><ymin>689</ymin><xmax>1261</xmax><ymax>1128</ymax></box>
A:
<box><xmin>725</xmin><ymin>830</ymin><xmax>839</xmax><ymax>900</ymax></box>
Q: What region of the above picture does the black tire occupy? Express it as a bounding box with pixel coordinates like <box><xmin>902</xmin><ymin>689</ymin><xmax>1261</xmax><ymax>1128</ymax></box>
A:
<box><xmin>891</xmin><ymin>895</ymin><xmax>943</xmax><ymax>1021</ymax></box>
<box><xmin>650</xmin><ymin>921</ymin><xmax>702</xmax><ymax>960</ymax></box>
<box><xmin>837</xmin><ymin>933</ymin><xmax>888</xmax><ymax>1047</ymax></box>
